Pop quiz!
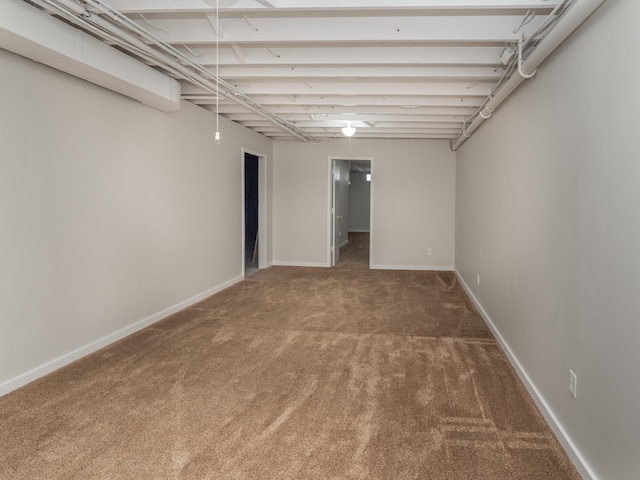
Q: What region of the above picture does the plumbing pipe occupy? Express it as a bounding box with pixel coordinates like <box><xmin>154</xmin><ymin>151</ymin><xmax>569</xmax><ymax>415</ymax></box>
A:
<box><xmin>32</xmin><ymin>0</ymin><xmax>317</xmax><ymax>142</ymax></box>
<box><xmin>452</xmin><ymin>0</ymin><xmax>607</xmax><ymax>151</ymax></box>
<box><xmin>51</xmin><ymin>0</ymin><xmax>87</xmax><ymax>16</ymax></box>
<box><xmin>88</xmin><ymin>0</ymin><xmax>316</xmax><ymax>141</ymax></box>
<box><xmin>3</xmin><ymin>0</ymin><xmax>181</xmax><ymax>111</ymax></box>
<box><xmin>32</xmin><ymin>0</ymin><xmax>202</xmax><ymax>87</ymax></box>
<box><xmin>87</xmin><ymin>0</ymin><xmax>316</xmax><ymax>141</ymax></box>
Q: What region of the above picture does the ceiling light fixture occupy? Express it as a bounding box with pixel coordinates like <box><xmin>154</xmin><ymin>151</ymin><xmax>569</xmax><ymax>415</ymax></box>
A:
<box><xmin>342</xmin><ymin>122</ymin><xmax>356</xmax><ymax>137</ymax></box>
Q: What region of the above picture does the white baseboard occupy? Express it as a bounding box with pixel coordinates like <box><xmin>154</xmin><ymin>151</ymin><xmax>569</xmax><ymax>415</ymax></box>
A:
<box><xmin>272</xmin><ymin>261</ymin><xmax>330</xmax><ymax>268</ymax></box>
<box><xmin>455</xmin><ymin>271</ymin><xmax>598</xmax><ymax>480</ymax></box>
<box><xmin>0</xmin><ymin>275</ymin><xmax>244</xmax><ymax>398</ymax></box>
<box><xmin>371</xmin><ymin>264</ymin><xmax>455</xmax><ymax>271</ymax></box>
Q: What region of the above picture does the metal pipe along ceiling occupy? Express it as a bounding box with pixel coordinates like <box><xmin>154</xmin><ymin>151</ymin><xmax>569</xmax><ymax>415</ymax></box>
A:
<box><xmin>31</xmin><ymin>0</ymin><xmax>317</xmax><ymax>142</ymax></box>
<box><xmin>1</xmin><ymin>0</ymin><xmax>181</xmax><ymax>111</ymax></box>
<box><xmin>451</xmin><ymin>0</ymin><xmax>607</xmax><ymax>151</ymax></box>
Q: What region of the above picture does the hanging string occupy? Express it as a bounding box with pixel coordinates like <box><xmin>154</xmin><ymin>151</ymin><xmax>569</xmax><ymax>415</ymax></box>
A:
<box><xmin>214</xmin><ymin>0</ymin><xmax>221</xmax><ymax>144</ymax></box>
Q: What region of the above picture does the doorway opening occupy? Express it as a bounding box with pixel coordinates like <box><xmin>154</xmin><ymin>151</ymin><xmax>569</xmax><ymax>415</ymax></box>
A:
<box><xmin>330</xmin><ymin>158</ymin><xmax>372</xmax><ymax>268</ymax></box>
<box><xmin>244</xmin><ymin>152</ymin><xmax>259</xmax><ymax>276</ymax></box>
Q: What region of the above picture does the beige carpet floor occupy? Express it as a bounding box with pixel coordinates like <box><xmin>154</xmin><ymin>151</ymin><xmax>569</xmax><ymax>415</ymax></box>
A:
<box><xmin>0</xmin><ymin>233</ymin><xmax>580</xmax><ymax>479</ymax></box>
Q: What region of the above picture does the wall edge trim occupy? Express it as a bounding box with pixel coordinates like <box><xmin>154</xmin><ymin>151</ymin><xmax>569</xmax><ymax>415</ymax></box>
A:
<box><xmin>0</xmin><ymin>275</ymin><xmax>244</xmax><ymax>397</ymax></box>
<box><xmin>371</xmin><ymin>264</ymin><xmax>455</xmax><ymax>271</ymax></box>
<box><xmin>272</xmin><ymin>261</ymin><xmax>330</xmax><ymax>268</ymax></box>
<box><xmin>455</xmin><ymin>270</ymin><xmax>599</xmax><ymax>480</ymax></box>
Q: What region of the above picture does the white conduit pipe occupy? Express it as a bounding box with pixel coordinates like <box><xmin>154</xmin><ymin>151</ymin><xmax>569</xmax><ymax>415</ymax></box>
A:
<box><xmin>52</xmin><ymin>0</ymin><xmax>87</xmax><ymax>16</ymax></box>
<box><xmin>36</xmin><ymin>0</ymin><xmax>174</xmax><ymax>71</ymax></box>
<box><xmin>35</xmin><ymin>0</ymin><xmax>316</xmax><ymax>142</ymax></box>
<box><xmin>33</xmin><ymin>0</ymin><xmax>206</xmax><ymax>87</ymax></box>
<box><xmin>452</xmin><ymin>0</ymin><xmax>607</xmax><ymax>151</ymax></box>
<box><xmin>84</xmin><ymin>0</ymin><xmax>317</xmax><ymax>141</ymax></box>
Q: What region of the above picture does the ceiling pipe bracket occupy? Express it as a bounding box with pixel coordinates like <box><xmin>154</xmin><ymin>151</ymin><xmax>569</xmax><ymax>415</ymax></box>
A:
<box><xmin>517</xmin><ymin>33</ymin><xmax>537</xmax><ymax>79</ymax></box>
<box><xmin>452</xmin><ymin>0</ymin><xmax>607</xmax><ymax>151</ymax></box>
<box><xmin>462</xmin><ymin>119</ymin><xmax>471</xmax><ymax>138</ymax></box>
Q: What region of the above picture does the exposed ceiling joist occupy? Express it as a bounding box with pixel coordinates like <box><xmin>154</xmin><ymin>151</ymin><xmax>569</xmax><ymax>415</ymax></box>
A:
<box><xmin>181</xmin><ymin>81</ymin><xmax>493</xmax><ymax>97</ymax></box>
<box><xmin>217</xmin><ymin>66</ymin><xmax>504</xmax><ymax>81</ymax></box>
<box><xmin>103</xmin><ymin>0</ymin><xmax>561</xmax><ymax>15</ymax></box>
<box><xmin>128</xmin><ymin>16</ymin><xmax>547</xmax><ymax>45</ymax></box>
<box><xmin>183</xmin><ymin>45</ymin><xmax>507</xmax><ymax>66</ymax></box>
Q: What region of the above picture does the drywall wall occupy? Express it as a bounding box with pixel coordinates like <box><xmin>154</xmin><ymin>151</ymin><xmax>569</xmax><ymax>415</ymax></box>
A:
<box><xmin>348</xmin><ymin>171</ymin><xmax>371</xmax><ymax>232</ymax></box>
<box><xmin>272</xmin><ymin>139</ymin><xmax>455</xmax><ymax>269</ymax></box>
<box><xmin>0</xmin><ymin>49</ymin><xmax>272</xmax><ymax>394</ymax></box>
<box><xmin>455</xmin><ymin>1</ymin><xmax>640</xmax><ymax>478</ymax></box>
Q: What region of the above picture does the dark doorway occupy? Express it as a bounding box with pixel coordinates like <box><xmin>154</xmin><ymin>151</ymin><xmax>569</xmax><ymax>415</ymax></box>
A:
<box><xmin>245</xmin><ymin>153</ymin><xmax>259</xmax><ymax>276</ymax></box>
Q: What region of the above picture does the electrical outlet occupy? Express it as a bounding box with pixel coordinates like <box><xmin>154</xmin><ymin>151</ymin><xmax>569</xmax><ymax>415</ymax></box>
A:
<box><xmin>427</xmin><ymin>248</ymin><xmax>432</xmax><ymax>256</ymax></box>
<box><xmin>477</xmin><ymin>274</ymin><xmax>480</xmax><ymax>286</ymax></box>
<box><xmin>569</xmin><ymin>370</ymin><xmax>577</xmax><ymax>398</ymax></box>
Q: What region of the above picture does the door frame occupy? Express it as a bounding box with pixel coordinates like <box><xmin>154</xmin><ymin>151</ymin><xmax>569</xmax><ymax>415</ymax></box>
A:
<box><xmin>330</xmin><ymin>159</ymin><xmax>347</xmax><ymax>266</ymax></box>
<box><xmin>241</xmin><ymin>148</ymin><xmax>268</xmax><ymax>275</ymax></box>
<box><xmin>327</xmin><ymin>155</ymin><xmax>374</xmax><ymax>267</ymax></box>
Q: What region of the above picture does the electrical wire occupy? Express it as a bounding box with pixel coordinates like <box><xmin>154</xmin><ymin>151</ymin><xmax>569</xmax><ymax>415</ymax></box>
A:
<box><xmin>513</xmin><ymin>10</ymin><xmax>535</xmax><ymax>35</ymax></box>
<box><xmin>139</xmin><ymin>14</ymin><xmax>171</xmax><ymax>33</ymax></box>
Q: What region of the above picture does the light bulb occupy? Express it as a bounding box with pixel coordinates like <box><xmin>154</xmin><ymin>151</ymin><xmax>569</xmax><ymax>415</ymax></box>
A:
<box><xmin>342</xmin><ymin>122</ymin><xmax>356</xmax><ymax>137</ymax></box>
<box><xmin>214</xmin><ymin>131</ymin><xmax>221</xmax><ymax>144</ymax></box>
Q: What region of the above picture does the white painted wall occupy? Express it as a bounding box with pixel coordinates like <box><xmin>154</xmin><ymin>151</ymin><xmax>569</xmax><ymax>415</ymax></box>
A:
<box><xmin>0</xmin><ymin>49</ymin><xmax>273</xmax><ymax>395</ymax></box>
<box><xmin>270</xmin><ymin>142</ymin><xmax>329</xmax><ymax>267</ymax></box>
<box><xmin>348</xmin><ymin>171</ymin><xmax>371</xmax><ymax>232</ymax></box>
<box><xmin>455</xmin><ymin>1</ymin><xmax>640</xmax><ymax>479</ymax></box>
<box><xmin>272</xmin><ymin>139</ymin><xmax>455</xmax><ymax>269</ymax></box>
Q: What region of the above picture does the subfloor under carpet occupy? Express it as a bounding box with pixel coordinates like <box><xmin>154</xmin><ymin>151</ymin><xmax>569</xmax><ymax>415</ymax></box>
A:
<box><xmin>0</xmin><ymin>233</ymin><xmax>580</xmax><ymax>479</ymax></box>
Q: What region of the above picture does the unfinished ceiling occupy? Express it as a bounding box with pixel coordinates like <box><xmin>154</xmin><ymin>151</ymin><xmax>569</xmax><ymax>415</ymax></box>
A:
<box><xmin>12</xmin><ymin>0</ymin><xmax>584</xmax><ymax>144</ymax></box>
